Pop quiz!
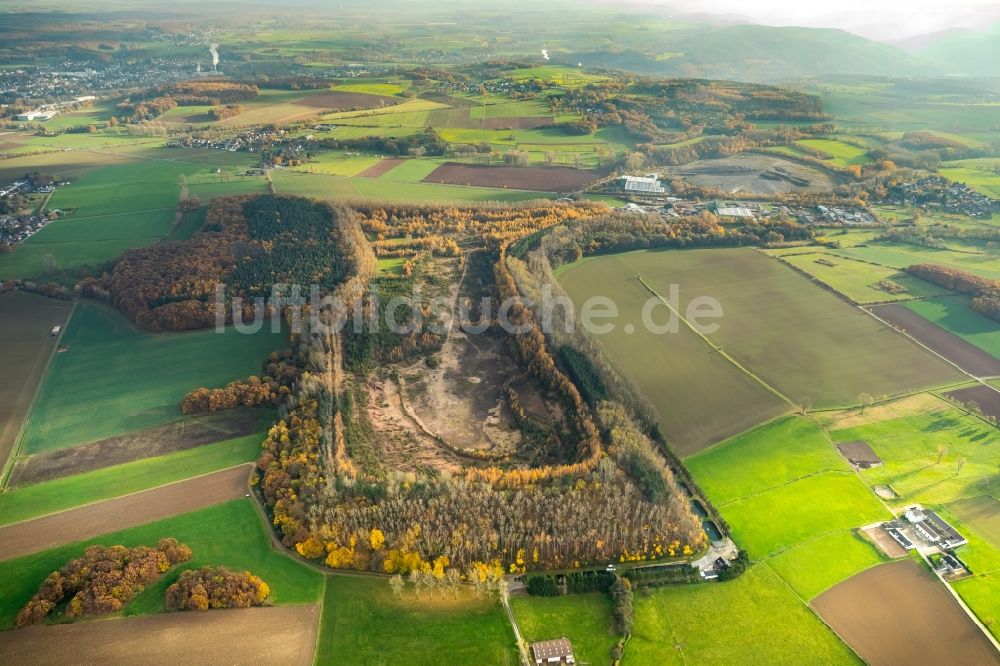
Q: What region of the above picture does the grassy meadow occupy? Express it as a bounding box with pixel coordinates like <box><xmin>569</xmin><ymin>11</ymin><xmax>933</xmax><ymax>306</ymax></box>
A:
<box><xmin>779</xmin><ymin>251</ymin><xmax>947</xmax><ymax>304</ymax></box>
<box><xmin>628</xmin><ymin>564</ymin><xmax>860</xmax><ymax>664</ymax></box>
<box><xmin>0</xmin><ymin>434</ymin><xmax>263</xmax><ymax>526</ymax></box>
<box><xmin>0</xmin><ymin>499</ymin><xmax>324</xmax><ymax>629</ymax></box>
<box><xmin>904</xmin><ymin>297</ymin><xmax>1000</xmax><ymax>361</ymax></box>
<box><xmin>510</xmin><ymin>593</ymin><xmax>618</xmax><ymax>666</ymax></box>
<box><xmin>315</xmin><ymin>575</ymin><xmax>517</xmax><ymax>665</ymax></box>
<box><xmin>21</xmin><ymin>302</ymin><xmax>285</xmax><ymax>453</ymax></box>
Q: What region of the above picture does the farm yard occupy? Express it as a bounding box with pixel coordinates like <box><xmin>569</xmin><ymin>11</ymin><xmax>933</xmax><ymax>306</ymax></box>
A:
<box><xmin>19</xmin><ymin>302</ymin><xmax>285</xmax><ymax>454</ymax></box>
<box><xmin>510</xmin><ymin>594</ymin><xmax>618</xmax><ymax>666</ymax></box>
<box><xmin>813</xmin><ymin>560</ymin><xmax>1000</xmax><ymax>666</ymax></box>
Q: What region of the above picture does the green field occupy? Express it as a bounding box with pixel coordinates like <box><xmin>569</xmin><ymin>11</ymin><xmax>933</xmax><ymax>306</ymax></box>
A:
<box><xmin>832</xmin><ymin>243</ymin><xmax>1000</xmax><ymax>281</ymax></box>
<box><xmin>686</xmin><ymin>417</ymin><xmax>848</xmax><ymax>505</ymax></box>
<box><xmin>558</xmin><ymin>254</ymin><xmax>790</xmax><ymax>456</ymax></box>
<box><xmin>315</xmin><ymin>575</ymin><xmax>517</xmax><ymax>665</ymax></box>
<box><xmin>0</xmin><ymin>499</ymin><xmax>323</xmax><ymax>628</ymax></box>
<box><xmin>0</xmin><ymin>157</ymin><xmax>237</xmax><ymax>278</ymax></box>
<box><xmin>511</xmin><ymin>593</ymin><xmax>618</xmax><ymax>666</ymax></box>
<box><xmin>780</xmin><ymin>252</ymin><xmax>947</xmax><ymax>304</ymax></box>
<box><xmin>628</xmin><ymin>564</ymin><xmax>859</xmax><ymax>664</ymax></box>
<box><xmin>903</xmin><ymin>296</ymin><xmax>1000</xmax><ymax>360</ymax></box>
<box><xmin>829</xmin><ymin>398</ymin><xmax>1000</xmax><ymax>506</ymax></box>
<box><xmin>765</xmin><ymin>530</ymin><xmax>885</xmax><ymax>601</ymax></box>
<box><xmin>21</xmin><ymin>302</ymin><xmax>285</xmax><ymax>453</ymax></box>
<box><xmin>796</xmin><ymin>139</ymin><xmax>871</xmax><ymax>166</ymax></box>
<box><xmin>940</xmin><ymin>167</ymin><xmax>1000</xmax><ymax>199</ymax></box>
<box><xmin>688</xmin><ymin>416</ymin><xmax>889</xmax><ymax>590</ymax></box>
<box><xmin>561</xmin><ymin>249</ymin><xmax>960</xmax><ymax>426</ymax></box>
<box><xmin>0</xmin><ymin>434</ymin><xmax>262</xmax><ymax>526</ymax></box>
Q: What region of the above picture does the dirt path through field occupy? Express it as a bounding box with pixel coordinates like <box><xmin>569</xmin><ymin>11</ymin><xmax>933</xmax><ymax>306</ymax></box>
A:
<box><xmin>0</xmin><ymin>464</ymin><xmax>250</xmax><ymax>560</ymax></box>
<box><xmin>0</xmin><ymin>604</ymin><xmax>320</xmax><ymax>665</ymax></box>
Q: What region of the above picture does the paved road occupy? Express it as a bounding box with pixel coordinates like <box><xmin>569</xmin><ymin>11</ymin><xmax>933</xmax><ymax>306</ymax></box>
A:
<box><xmin>0</xmin><ymin>464</ymin><xmax>250</xmax><ymax>560</ymax></box>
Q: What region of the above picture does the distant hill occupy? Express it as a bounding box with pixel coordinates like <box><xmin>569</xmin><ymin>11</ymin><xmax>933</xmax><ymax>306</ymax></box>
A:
<box><xmin>566</xmin><ymin>24</ymin><xmax>934</xmax><ymax>83</ymax></box>
<box><xmin>900</xmin><ymin>22</ymin><xmax>1000</xmax><ymax>77</ymax></box>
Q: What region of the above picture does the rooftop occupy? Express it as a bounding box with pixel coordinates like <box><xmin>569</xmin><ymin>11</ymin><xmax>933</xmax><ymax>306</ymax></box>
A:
<box><xmin>531</xmin><ymin>637</ymin><xmax>575</xmax><ymax>663</ymax></box>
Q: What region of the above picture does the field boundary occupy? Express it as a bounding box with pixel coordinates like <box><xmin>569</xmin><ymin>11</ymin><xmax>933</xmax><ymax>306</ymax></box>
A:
<box><xmin>635</xmin><ymin>275</ymin><xmax>796</xmax><ymax>408</ymax></box>
<box><xmin>1</xmin><ymin>297</ymin><xmax>76</xmax><ymax>490</ymax></box>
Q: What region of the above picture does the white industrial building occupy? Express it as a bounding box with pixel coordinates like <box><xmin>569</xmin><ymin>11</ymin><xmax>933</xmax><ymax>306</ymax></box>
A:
<box><xmin>620</xmin><ymin>174</ymin><xmax>666</xmax><ymax>195</ymax></box>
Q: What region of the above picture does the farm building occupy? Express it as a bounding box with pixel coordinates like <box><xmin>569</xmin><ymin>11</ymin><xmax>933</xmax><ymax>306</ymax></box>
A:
<box><xmin>903</xmin><ymin>506</ymin><xmax>967</xmax><ymax>549</ymax></box>
<box><xmin>716</xmin><ymin>205</ymin><xmax>754</xmax><ymax>219</ymax></box>
<box><xmin>531</xmin><ymin>637</ymin><xmax>576</xmax><ymax>665</ymax></box>
<box><xmin>620</xmin><ymin>174</ymin><xmax>666</xmax><ymax>195</ymax></box>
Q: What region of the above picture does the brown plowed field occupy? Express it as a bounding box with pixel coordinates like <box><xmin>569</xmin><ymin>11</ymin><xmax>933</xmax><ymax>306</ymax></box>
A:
<box><xmin>357</xmin><ymin>158</ymin><xmax>405</xmax><ymax>178</ymax></box>
<box><xmin>423</xmin><ymin>162</ymin><xmax>602</xmax><ymax>192</ymax></box>
<box><xmin>297</xmin><ymin>91</ymin><xmax>399</xmax><ymax>110</ymax></box>
<box><xmin>0</xmin><ymin>465</ymin><xmax>250</xmax><ymax>560</ymax></box>
<box><xmin>0</xmin><ymin>292</ymin><xmax>73</xmax><ymax>477</ymax></box>
<box><xmin>0</xmin><ymin>604</ymin><xmax>321</xmax><ymax>665</ymax></box>
<box><xmin>945</xmin><ymin>384</ymin><xmax>1000</xmax><ymax>421</ymax></box>
<box><xmin>8</xmin><ymin>409</ymin><xmax>262</xmax><ymax>487</ymax></box>
<box><xmin>870</xmin><ymin>303</ymin><xmax>1000</xmax><ymax>376</ymax></box>
<box><xmin>813</xmin><ymin>560</ymin><xmax>1000</xmax><ymax>666</ymax></box>
<box><xmin>482</xmin><ymin>116</ymin><xmax>553</xmax><ymax>129</ymax></box>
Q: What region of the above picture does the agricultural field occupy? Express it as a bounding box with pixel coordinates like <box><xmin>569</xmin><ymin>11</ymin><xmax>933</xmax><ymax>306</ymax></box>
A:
<box><xmin>940</xmin><ymin>166</ymin><xmax>1000</xmax><ymax>199</ymax></box>
<box><xmin>779</xmin><ymin>251</ymin><xmax>948</xmax><ymax>304</ymax></box>
<box><xmin>903</xmin><ymin>296</ymin><xmax>1000</xmax><ymax>361</ymax></box>
<box><xmin>510</xmin><ymin>594</ymin><xmax>618</xmax><ymax>666</ymax></box>
<box><xmin>576</xmin><ymin>248</ymin><xmax>961</xmax><ymax>407</ymax></box>
<box><xmin>813</xmin><ymin>560</ymin><xmax>1000</xmax><ymax>666</ymax></box>
<box><xmin>0</xmin><ymin>433</ymin><xmax>262</xmax><ymax>526</ymax></box>
<box><xmin>20</xmin><ymin>302</ymin><xmax>285</xmax><ymax>453</ymax></box>
<box><xmin>422</xmin><ymin>162</ymin><xmax>602</xmax><ymax>192</ymax></box>
<box><xmin>558</xmin><ymin>254</ymin><xmax>790</xmax><ymax>456</ymax></box>
<box><xmin>870</xmin><ymin>303</ymin><xmax>1000</xmax><ymax>376</ymax></box>
<box><xmin>0</xmin><ymin>605</ymin><xmax>321</xmax><ymax>666</ymax></box>
<box><xmin>0</xmin><ymin>155</ymin><xmax>253</xmax><ymax>279</ymax></box>
<box><xmin>315</xmin><ymin>575</ymin><xmax>517</xmax><ymax>665</ymax></box>
<box><xmin>0</xmin><ymin>465</ymin><xmax>252</xmax><ymax>560</ymax></box>
<box><xmin>827</xmin><ymin>396</ymin><xmax>1000</xmax><ymax>507</ymax></box>
<box><xmin>831</xmin><ymin>242</ymin><xmax>1000</xmax><ymax>281</ymax></box>
<box><xmin>795</xmin><ymin>138</ymin><xmax>871</xmax><ymax>166</ymax></box>
<box><xmin>0</xmin><ymin>499</ymin><xmax>324</xmax><ymax>629</ymax></box>
<box><xmin>0</xmin><ymin>292</ymin><xmax>73</xmax><ymax>476</ymax></box>
<box><xmin>628</xmin><ymin>564</ymin><xmax>860</xmax><ymax>665</ymax></box>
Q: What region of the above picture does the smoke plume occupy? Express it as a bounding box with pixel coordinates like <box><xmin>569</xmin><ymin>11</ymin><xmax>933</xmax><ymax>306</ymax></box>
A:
<box><xmin>209</xmin><ymin>43</ymin><xmax>220</xmax><ymax>71</ymax></box>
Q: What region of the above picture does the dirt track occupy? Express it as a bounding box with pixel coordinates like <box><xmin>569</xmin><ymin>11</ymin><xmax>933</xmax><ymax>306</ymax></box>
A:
<box><xmin>813</xmin><ymin>559</ymin><xmax>999</xmax><ymax>666</ymax></box>
<box><xmin>870</xmin><ymin>303</ymin><xmax>1000</xmax><ymax>377</ymax></box>
<box><xmin>423</xmin><ymin>162</ymin><xmax>603</xmax><ymax>192</ymax></box>
<box><xmin>0</xmin><ymin>465</ymin><xmax>250</xmax><ymax>561</ymax></box>
<box><xmin>0</xmin><ymin>604</ymin><xmax>320</xmax><ymax>665</ymax></box>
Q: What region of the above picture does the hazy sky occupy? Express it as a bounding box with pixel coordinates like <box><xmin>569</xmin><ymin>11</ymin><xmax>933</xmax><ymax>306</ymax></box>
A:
<box><xmin>642</xmin><ymin>0</ymin><xmax>1000</xmax><ymax>40</ymax></box>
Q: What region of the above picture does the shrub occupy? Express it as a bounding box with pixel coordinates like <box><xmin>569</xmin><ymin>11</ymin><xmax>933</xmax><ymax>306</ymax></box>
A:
<box><xmin>165</xmin><ymin>567</ymin><xmax>271</xmax><ymax>612</ymax></box>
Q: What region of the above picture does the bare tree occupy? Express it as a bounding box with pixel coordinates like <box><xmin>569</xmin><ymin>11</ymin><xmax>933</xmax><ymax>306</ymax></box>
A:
<box><xmin>389</xmin><ymin>574</ymin><xmax>405</xmax><ymax>600</ymax></box>
<box><xmin>857</xmin><ymin>393</ymin><xmax>874</xmax><ymax>415</ymax></box>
